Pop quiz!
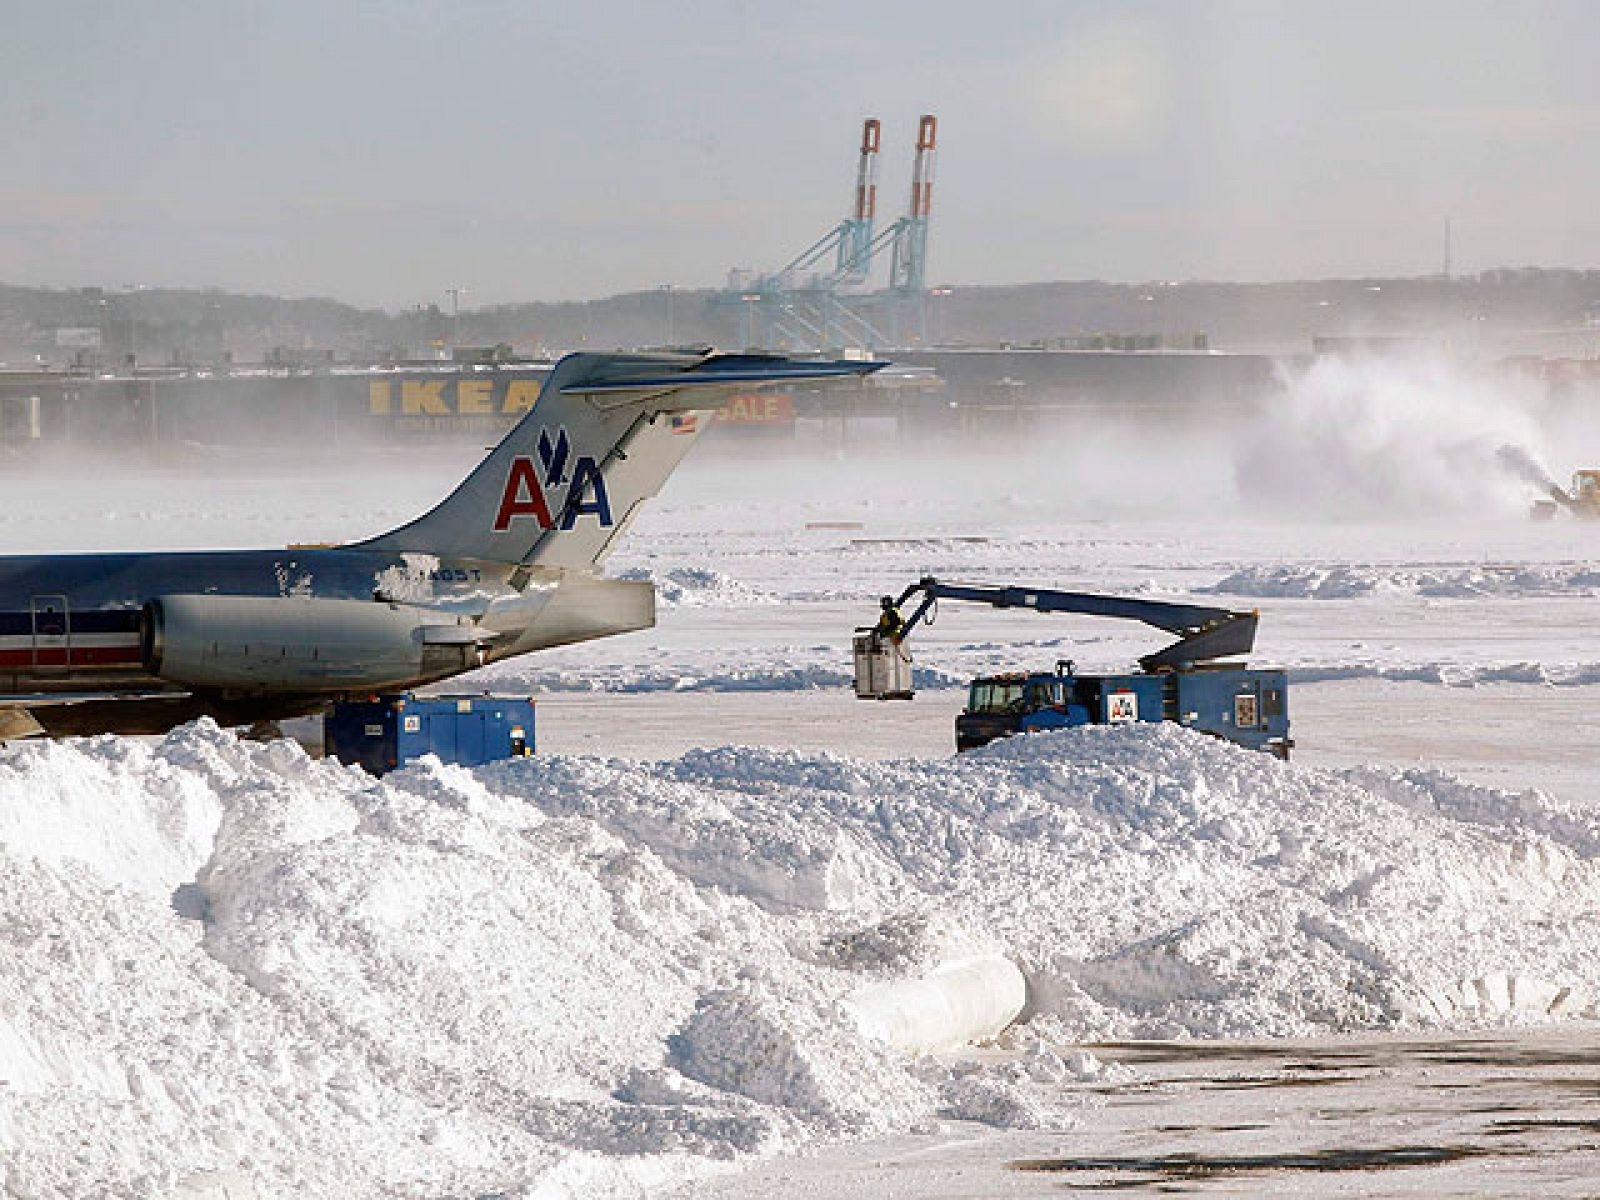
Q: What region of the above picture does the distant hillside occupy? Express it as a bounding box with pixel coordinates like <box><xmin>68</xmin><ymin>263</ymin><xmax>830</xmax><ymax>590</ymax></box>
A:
<box><xmin>4</xmin><ymin>269</ymin><xmax>1600</xmax><ymax>366</ymax></box>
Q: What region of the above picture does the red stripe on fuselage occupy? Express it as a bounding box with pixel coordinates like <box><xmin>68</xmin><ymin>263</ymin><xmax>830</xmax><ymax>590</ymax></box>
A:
<box><xmin>0</xmin><ymin>646</ymin><xmax>143</xmax><ymax>668</ymax></box>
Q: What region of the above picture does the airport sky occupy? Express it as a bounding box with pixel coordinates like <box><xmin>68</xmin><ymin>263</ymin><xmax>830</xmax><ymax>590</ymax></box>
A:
<box><xmin>2</xmin><ymin>0</ymin><xmax>1598</xmax><ymax>309</ymax></box>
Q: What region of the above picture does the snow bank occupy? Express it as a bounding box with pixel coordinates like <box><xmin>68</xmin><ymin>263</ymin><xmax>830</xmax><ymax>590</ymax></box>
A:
<box><xmin>470</xmin><ymin>642</ymin><xmax>1600</xmax><ymax>696</ymax></box>
<box><xmin>1288</xmin><ymin>660</ymin><xmax>1600</xmax><ymax>687</ymax></box>
<box><xmin>1207</xmin><ymin>563</ymin><xmax>1600</xmax><ymax>600</ymax></box>
<box><xmin>468</xmin><ymin>656</ymin><xmax>964</xmax><ymax>695</ymax></box>
<box><xmin>2</xmin><ymin>721</ymin><xmax>1598</xmax><ymax>1196</ymax></box>
<box><xmin>617</xmin><ymin>567</ymin><xmax>777</xmax><ymax>608</ymax></box>
<box><xmin>475</xmin><ymin>660</ymin><xmax>860</xmax><ymax>694</ymax></box>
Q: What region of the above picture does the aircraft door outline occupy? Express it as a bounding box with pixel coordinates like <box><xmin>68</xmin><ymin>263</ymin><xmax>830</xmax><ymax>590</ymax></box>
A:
<box><xmin>30</xmin><ymin>595</ymin><xmax>70</xmax><ymax>674</ymax></box>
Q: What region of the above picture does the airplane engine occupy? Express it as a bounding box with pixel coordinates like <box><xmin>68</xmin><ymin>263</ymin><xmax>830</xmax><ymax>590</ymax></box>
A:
<box><xmin>140</xmin><ymin>594</ymin><xmax>487</xmax><ymax>693</ymax></box>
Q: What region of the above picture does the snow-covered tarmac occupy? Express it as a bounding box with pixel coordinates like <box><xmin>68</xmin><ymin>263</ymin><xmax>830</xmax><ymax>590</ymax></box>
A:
<box><xmin>684</xmin><ymin>1029</ymin><xmax>1600</xmax><ymax>1197</ymax></box>
<box><xmin>0</xmin><ymin>407</ymin><xmax>1597</xmax><ymax>1197</ymax></box>
<box><xmin>534</xmin><ymin>678</ymin><xmax>1600</xmax><ymax>806</ymax></box>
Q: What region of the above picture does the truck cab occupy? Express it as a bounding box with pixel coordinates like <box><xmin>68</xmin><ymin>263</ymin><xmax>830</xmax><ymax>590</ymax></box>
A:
<box><xmin>958</xmin><ymin>672</ymin><xmax>1090</xmax><ymax>751</ymax></box>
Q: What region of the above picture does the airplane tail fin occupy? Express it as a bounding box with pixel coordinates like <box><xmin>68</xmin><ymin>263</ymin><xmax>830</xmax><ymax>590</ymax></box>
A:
<box><xmin>355</xmin><ymin>350</ymin><xmax>884</xmax><ymax>572</ymax></box>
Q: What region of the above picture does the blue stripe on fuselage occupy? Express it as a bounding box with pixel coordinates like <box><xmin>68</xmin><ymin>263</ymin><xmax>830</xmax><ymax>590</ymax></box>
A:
<box><xmin>0</xmin><ymin>610</ymin><xmax>140</xmax><ymax>635</ymax></box>
<box><xmin>0</xmin><ymin>547</ymin><xmax>510</xmax><ymax>615</ymax></box>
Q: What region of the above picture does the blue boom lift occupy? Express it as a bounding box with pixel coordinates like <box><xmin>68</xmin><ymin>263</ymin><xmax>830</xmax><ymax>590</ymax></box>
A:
<box><xmin>854</xmin><ymin>576</ymin><xmax>1292</xmax><ymax>758</ymax></box>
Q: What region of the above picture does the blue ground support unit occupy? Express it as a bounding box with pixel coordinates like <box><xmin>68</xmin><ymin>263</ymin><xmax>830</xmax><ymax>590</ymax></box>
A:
<box><xmin>956</xmin><ymin>665</ymin><xmax>1292</xmax><ymax>757</ymax></box>
<box><xmin>325</xmin><ymin>693</ymin><xmax>535</xmax><ymax>776</ymax></box>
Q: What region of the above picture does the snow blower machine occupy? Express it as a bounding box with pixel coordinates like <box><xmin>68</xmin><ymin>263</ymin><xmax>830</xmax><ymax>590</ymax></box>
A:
<box><xmin>1532</xmin><ymin>470</ymin><xmax>1600</xmax><ymax>520</ymax></box>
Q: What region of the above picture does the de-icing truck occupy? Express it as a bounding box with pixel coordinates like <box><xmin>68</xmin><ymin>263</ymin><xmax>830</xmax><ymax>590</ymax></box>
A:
<box><xmin>854</xmin><ymin>576</ymin><xmax>1292</xmax><ymax>758</ymax></box>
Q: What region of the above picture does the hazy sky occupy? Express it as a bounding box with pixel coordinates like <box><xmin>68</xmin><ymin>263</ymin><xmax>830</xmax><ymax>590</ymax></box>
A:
<box><xmin>3</xmin><ymin>0</ymin><xmax>1597</xmax><ymax>308</ymax></box>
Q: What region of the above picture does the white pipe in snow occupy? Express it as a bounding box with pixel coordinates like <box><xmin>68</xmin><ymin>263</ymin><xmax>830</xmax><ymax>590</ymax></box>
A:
<box><xmin>843</xmin><ymin>955</ymin><xmax>1027</xmax><ymax>1054</ymax></box>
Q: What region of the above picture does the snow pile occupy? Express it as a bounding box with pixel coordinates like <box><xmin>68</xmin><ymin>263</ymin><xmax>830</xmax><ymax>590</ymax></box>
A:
<box><xmin>617</xmin><ymin>567</ymin><xmax>777</xmax><ymax>608</ymax></box>
<box><xmin>482</xmin><ymin>660</ymin><xmax>859</xmax><ymax>694</ymax></box>
<box><xmin>2</xmin><ymin>722</ymin><xmax>1599</xmax><ymax>1196</ymax></box>
<box><xmin>1208</xmin><ymin>563</ymin><xmax>1600</xmax><ymax>600</ymax></box>
<box><xmin>469</xmin><ymin>653</ymin><xmax>964</xmax><ymax>695</ymax></box>
<box><xmin>1289</xmin><ymin>660</ymin><xmax>1600</xmax><ymax>688</ymax></box>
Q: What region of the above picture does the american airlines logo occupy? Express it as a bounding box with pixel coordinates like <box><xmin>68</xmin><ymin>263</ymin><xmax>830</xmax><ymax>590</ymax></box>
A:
<box><xmin>493</xmin><ymin>427</ymin><xmax>613</xmax><ymax>532</ymax></box>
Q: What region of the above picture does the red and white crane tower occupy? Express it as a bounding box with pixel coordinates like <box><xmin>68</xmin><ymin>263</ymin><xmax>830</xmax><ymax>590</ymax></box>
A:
<box><xmin>838</xmin><ymin>117</ymin><xmax>881</xmax><ymax>283</ymax></box>
<box><xmin>890</xmin><ymin>114</ymin><xmax>937</xmax><ymax>294</ymax></box>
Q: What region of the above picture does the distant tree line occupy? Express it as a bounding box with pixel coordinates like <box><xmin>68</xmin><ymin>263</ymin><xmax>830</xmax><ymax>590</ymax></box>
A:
<box><xmin>3</xmin><ymin>268</ymin><xmax>1600</xmax><ymax>367</ymax></box>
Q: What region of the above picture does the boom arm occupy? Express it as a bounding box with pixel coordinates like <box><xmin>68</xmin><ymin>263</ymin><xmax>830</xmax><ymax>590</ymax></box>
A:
<box><xmin>891</xmin><ymin>576</ymin><xmax>1258</xmax><ymax>672</ymax></box>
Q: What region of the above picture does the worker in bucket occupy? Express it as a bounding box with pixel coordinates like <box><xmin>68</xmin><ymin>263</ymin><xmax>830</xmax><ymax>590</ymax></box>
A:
<box><xmin>875</xmin><ymin>595</ymin><xmax>906</xmax><ymax>642</ymax></box>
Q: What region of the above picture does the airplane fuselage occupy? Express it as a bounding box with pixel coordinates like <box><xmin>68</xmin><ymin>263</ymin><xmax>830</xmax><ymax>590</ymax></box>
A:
<box><xmin>0</xmin><ymin>546</ymin><xmax>502</xmax><ymax>691</ymax></box>
<box><xmin>0</xmin><ymin>545</ymin><xmax>657</xmax><ymax>734</ymax></box>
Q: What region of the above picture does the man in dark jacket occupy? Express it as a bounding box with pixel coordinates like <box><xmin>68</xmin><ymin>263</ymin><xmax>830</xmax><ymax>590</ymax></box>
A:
<box><xmin>874</xmin><ymin>595</ymin><xmax>905</xmax><ymax>641</ymax></box>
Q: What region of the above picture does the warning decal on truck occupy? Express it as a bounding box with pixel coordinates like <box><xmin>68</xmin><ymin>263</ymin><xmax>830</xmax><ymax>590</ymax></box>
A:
<box><xmin>1235</xmin><ymin>694</ymin><xmax>1259</xmax><ymax>728</ymax></box>
<box><xmin>1106</xmin><ymin>691</ymin><xmax>1139</xmax><ymax>723</ymax></box>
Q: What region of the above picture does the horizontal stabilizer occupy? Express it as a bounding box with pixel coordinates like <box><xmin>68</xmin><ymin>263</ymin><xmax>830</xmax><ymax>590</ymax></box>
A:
<box><xmin>561</xmin><ymin>354</ymin><xmax>885</xmax><ymax>408</ymax></box>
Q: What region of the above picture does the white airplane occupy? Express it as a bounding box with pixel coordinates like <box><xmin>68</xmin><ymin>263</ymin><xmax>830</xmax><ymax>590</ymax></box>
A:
<box><xmin>0</xmin><ymin>349</ymin><xmax>882</xmax><ymax>736</ymax></box>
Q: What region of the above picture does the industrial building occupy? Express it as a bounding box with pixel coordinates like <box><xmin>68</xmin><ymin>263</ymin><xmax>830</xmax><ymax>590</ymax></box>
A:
<box><xmin>0</xmin><ymin>346</ymin><xmax>1301</xmax><ymax>455</ymax></box>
